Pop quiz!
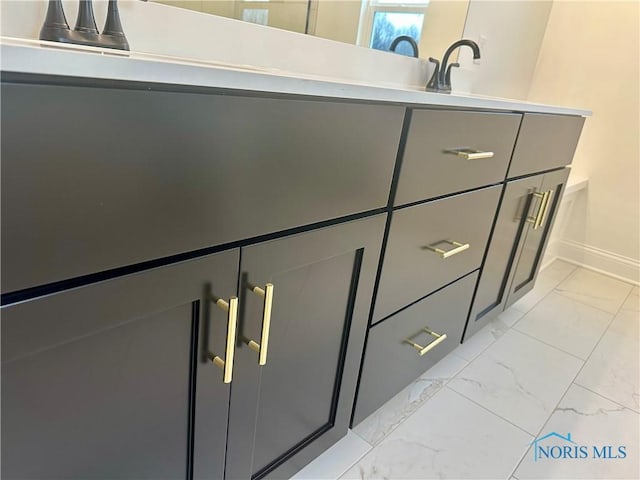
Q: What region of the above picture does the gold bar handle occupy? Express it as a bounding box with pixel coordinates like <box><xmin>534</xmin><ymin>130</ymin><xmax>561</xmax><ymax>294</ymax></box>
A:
<box><xmin>405</xmin><ymin>327</ymin><xmax>448</xmax><ymax>356</ymax></box>
<box><xmin>445</xmin><ymin>148</ymin><xmax>495</xmax><ymax>160</ymax></box>
<box><xmin>540</xmin><ymin>189</ymin><xmax>554</xmax><ymax>227</ymax></box>
<box><xmin>246</xmin><ymin>283</ymin><xmax>274</xmax><ymax>366</ymax></box>
<box><xmin>209</xmin><ymin>296</ymin><xmax>238</xmax><ymax>384</ymax></box>
<box><xmin>425</xmin><ymin>240</ymin><xmax>470</xmax><ymax>259</ymax></box>
<box><xmin>526</xmin><ymin>190</ymin><xmax>550</xmax><ymax>230</ymax></box>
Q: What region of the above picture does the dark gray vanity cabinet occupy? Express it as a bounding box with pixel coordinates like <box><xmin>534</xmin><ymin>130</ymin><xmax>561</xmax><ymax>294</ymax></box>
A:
<box><xmin>1</xmin><ymin>80</ymin><xmax>403</xmax><ymax>294</ymax></box>
<box><xmin>226</xmin><ymin>215</ymin><xmax>385</xmax><ymax>480</ymax></box>
<box><xmin>0</xmin><ymin>215</ymin><xmax>384</xmax><ymax>480</ymax></box>
<box><xmin>464</xmin><ymin>168</ymin><xmax>570</xmax><ymax>339</ymax></box>
<box><xmin>1</xmin><ymin>75</ymin><xmax>396</xmax><ymax>480</ymax></box>
<box><xmin>373</xmin><ymin>185</ymin><xmax>501</xmax><ymax>323</ymax></box>
<box><xmin>353</xmin><ymin>272</ymin><xmax>479</xmax><ymax>425</ymax></box>
<box><xmin>507</xmin><ymin>114</ymin><xmax>585</xmax><ymax>178</ymax></box>
<box><xmin>394</xmin><ymin>109</ymin><xmax>520</xmax><ymax>205</ymax></box>
<box><xmin>1</xmin><ymin>250</ymin><xmax>240</xmax><ymax>480</ymax></box>
<box><xmin>506</xmin><ymin>167</ymin><xmax>571</xmax><ymax>305</ymax></box>
<box><xmin>1</xmin><ymin>72</ymin><xmax>588</xmax><ymax>479</ymax></box>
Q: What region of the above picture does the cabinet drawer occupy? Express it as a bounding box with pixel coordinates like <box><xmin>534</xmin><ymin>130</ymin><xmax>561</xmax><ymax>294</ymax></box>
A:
<box><xmin>395</xmin><ymin>109</ymin><xmax>520</xmax><ymax>205</ymax></box>
<box><xmin>508</xmin><ymin>113</ymin><xmax>584</xmax><ymax>178</ymax></box>
<box><xmin>353</xmin><ymin>272</ymin><xmax>478</xmax><ymax>425</ymax></box>
<box><xmin>1</xmin><ymin>81</ymin><xmax>404</xmax><ymax>294</ymax></box>
<box><xmin>374</xmin><ymin>185</ymin><xmax>501</xmax><ymax>322</ymax></box>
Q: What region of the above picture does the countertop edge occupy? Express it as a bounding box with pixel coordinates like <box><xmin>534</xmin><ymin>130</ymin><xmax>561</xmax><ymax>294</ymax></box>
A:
<box><xmin>0</xmin><ymin>41</ymin><xmax>592</xmax><ymax>117</ymax></box>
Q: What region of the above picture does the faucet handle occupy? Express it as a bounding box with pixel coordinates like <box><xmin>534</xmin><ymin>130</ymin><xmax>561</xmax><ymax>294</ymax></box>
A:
<box><xmin>444</xmin><ymin>62</ymin><xmax>460</xmax><ymax>91</ymax></box>
<box><xmin>426</xmin><ymin>57</ymin><xmax>441</xmax><ymax>92</ymax></box>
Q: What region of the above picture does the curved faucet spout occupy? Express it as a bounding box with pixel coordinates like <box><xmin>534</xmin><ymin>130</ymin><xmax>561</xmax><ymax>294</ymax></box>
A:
<box><xmin>389</xmin><ymin>35</ymin><xmax>419</xmax><ymax>58</ymax></box>
<box><xmin>438</xmin><ymin>39</ymin><xmax>481</xmax><ymax>92</ymax></box>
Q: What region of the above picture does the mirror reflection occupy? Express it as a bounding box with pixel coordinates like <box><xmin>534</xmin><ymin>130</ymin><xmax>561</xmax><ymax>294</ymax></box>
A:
<box><xmin>153</xmin><ymin>0</ymin><xmax>469</xmax><ymax>60</ymax></box>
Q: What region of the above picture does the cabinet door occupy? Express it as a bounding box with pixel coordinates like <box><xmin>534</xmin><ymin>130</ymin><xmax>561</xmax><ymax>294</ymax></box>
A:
<box><xmin>465</xmin><ymin>175</ymin><xmax>544</xmax><ymax>339</ymax></box>
<box><xmin>225</xmin><ymin>216</ymin><xmax>386</xmax><ymax>480</ymax></box>
<box><xmin>1</xmin><ymin>251</ymin><xmax>239</xmax><ymax>480</ymax></box>
<box><xmin>506</xmin><ymin>168</ymin><xmax>570</xmax><ymax>306</ymax></box>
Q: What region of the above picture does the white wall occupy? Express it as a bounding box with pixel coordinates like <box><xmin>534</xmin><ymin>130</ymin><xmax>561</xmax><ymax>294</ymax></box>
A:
<box><xmin>528</xmin><ymin>1</ymin><xmax>640</xmax><ymax>283</ymax></box>
<box><xmin>313</xmin><ymin>0</ymin><xmax>361</xmax><ymax>45</ymax></box>
<box><xmin>419</xmin><ymin>0</ymin><xmax>469</xmax><ymax>61</ymax></box>
<box><xmin>460</xmin><ymin>0</ymin><xmax>552</xmax><ymax>99</ymax></box>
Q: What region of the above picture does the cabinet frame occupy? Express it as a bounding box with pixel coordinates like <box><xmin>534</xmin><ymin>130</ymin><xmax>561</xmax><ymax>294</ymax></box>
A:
<box><xmin>225</xmin><ymin>215</ymin><xmax>386</xmax><ymax>480</ymax></box>
<box><xmin>464</xmin><ymin>168</ymin><xmax>570</xmax><ymax>340</ymax></box>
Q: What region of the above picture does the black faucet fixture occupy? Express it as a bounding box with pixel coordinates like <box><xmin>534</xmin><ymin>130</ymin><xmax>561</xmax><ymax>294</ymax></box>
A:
<box><xmin>426</xmin><ymin>39</ymin><xmax>481</xmax><ymax>94</ymax></box>
<box><xmin>40</xmin><ymin>0</ymin><xmax>129</xmax><ymax>51</ymax></box>
<box><xmin>389</xmin><ymin>35</ymin><xmax>419</xmax><ymax>58</ymax></box>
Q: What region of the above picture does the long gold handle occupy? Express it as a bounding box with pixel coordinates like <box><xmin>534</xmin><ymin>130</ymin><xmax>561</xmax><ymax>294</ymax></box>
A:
<box><xmin>405</xmin><ymin>327</ymin><xmax>448</xmax><ymax>356</ymax></box>
<box><xmin>246</xmin><ymin>283</ymin><xmax>274</xmax><ymax>366</ymax></box>
<box><xmin>445</xmin><ymin>148</ymin><xmax>495</xmax><ymax>160</ymax></box>
<box><xmin>425</xmin><ymin>240</ymin><xmax>470</xmax><ymax>259</ymax></box>
<box><xmin>209</xmin><ymin>296</ymin><xmax>238</xmax><ymax>384</ymax></box>
<box><xmin>540</xmin><ymin>189</ymin><xmax>554</xmax><ymax>227</ymax></box>
<box><xmin>526</xmin><ymin>190</ymin><xmax>551</xmax><ymax>230</ymax></box>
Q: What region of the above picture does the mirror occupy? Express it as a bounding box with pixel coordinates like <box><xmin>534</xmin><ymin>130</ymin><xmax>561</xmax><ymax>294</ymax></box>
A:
<box><xmin>152</xmin><ymin>0</ymin><xmax>469</xmax><ymax>60</ymax></box>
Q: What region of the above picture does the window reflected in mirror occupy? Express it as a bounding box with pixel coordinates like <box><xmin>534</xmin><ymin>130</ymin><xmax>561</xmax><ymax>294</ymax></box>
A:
<box><xmin>152</xmin><ymin>0</ymin><xmax>469</xmax><ymax>60</ymax></box>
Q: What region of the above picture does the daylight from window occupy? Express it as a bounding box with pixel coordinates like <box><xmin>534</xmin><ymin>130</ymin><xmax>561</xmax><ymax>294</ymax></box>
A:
<box><xmin>242</xmin><ymin>8</ymin><xmax>269</xmax><ymax>26</ymax></box>
<box><xmin>370</xmin><ymin>12</ymin><xmax>424</xmax><ymax>55</ymax></box>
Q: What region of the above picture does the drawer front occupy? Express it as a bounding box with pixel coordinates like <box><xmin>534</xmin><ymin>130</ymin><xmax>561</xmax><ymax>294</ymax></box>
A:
<box><xmin>353</xmin><ymin>272</ymin><xmax>478</xmax><ymax>425</ymax></box>
<box><xmin>374</xmin><ymin>185</ymin><xmax>501</xmax><ymax>322</ymax></box>
<box><xmin>395</xmin><ymin>109</ymin><xmax>520</xmax><ymax>205</ymax></box>
<box><xmin>508</xmin><ymin>113</ymin><xmax>584</xmax><ymax>178</ymax></box>
<box><xmin>1</xmin><ymin>81</ymin><xmax>404</xmax><ymax>294</ymax></box>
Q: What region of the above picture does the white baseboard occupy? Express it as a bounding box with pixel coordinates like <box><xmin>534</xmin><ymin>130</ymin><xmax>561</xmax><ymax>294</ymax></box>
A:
<box><xmin>544</xmin><ymin>239</ymin><xmax>640</xmax><ymax>286</ymax></box>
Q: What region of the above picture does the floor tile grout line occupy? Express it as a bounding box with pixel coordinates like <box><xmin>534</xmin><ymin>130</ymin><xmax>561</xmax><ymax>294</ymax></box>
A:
<box><xmin>551</xmin><ymin>266</ymin><xmax>636</xmax><ymax>316</ymax></box>
<box><xmin>512</xmin><ymin>262</ymin><xmax>582</xmax><ymax>315</ymax></box>
<box><xmin>616</xmin><ymin>286</ymin><xmax>640</xmax><ymax>315</ymax></box>
<box><xmin>441</xmin><ymin>387</ymin><xmax>539</xmax><ymax>480</ymax></box>
<box><xmin>350</xmin><ymin>358</ymin><xmax>470</xmax><ymax>450</ymax></box>
<box><xmin>553</xmin><ymin>259</ymin><xmax>639</xmax><ymax>289</ymax></box>
<box><xmin>503</xmin><ymin>447</ymin><xmax>532</xmax><ymax>480</ymax></box>
<box><xmin>569</xmin><ymin>383</ymin><xmax>640</xmax><ymax>414</ymax></box>
<box><xmin>553</xmin><ymin>287</ymin><xmax>634</xmax><ymax>316</ymax></box>
<box><xmin>541</xmin><ymin>262</ymin><xmax>579</xmax><ymax>286</ymax></box>
<box><xmin>507</xmin><ymin>281</ymin><xmax>633</xmax><ymax>479</ymax></box>
<box><xmin>344</xmin><ymin>284</ymin><xmax>531</xmax><ymax>459</ymax></box>
<box><xmin>510</xmin><ymin>287</ymin><xmax>554</xmax><ymax>316</ymax></box>
<box><xmin>444</xmin><ymin>385</ymin><xmax>537</xmax><ymax>438</ymax></box>
<box><xmin>341</xmin><ymin>263</ymin><xmax>635</xmax><ymax>479</ymax></box>
<box><xmin>507</xmin><ymin>265</ymin><xmax>631</xmax><ymax>373</ymax></box>
<box><xmin>470</xmin><ymin>264</ymin><xmax>633</xmax><ymax>478</ymax></box>
<box><xmin>511</xmin><ymin>320</ymin><xmax>611</xmax><ymax>363</ymax></box>
<box><xmin>454</xmin><ymin>320</ymin><xmax>510</xmax><ymax>363</ymax></box>
<box><xmin>343</xmin><ymin>377</ymin><xmax>470</xmax><ymax>477</ymax></box>
<box><xmin>349</xmin><ymin>428</ymin><xmax>374</xmax><ymax>449</ymax></box>
<box><xmin>331</xmin><ymin>438</ymin><xmax>374</xmax><ymax>480</ymax></box>
<box><xmin>519</xmin><ymin>265</ymin><xmax>632</xmax><ymax>319</ymax></box>
<box><xmin>510</xmin><ymin>271</ymin><xmax>569</xmax><ymax>315</ymax></box>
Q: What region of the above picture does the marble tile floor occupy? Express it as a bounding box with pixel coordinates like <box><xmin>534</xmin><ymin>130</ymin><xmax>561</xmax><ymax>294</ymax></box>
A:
<box><xmin>292</xmin><ymin>261</ymin><xmax>639</xmax><ymax>480</ymax></box>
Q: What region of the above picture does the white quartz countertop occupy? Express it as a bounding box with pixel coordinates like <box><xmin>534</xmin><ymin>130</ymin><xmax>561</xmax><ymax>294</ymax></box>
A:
<box><xmin>0</xmin><ymin>38</ymin><xmax>591</xmax><ymax>117</ymax></box>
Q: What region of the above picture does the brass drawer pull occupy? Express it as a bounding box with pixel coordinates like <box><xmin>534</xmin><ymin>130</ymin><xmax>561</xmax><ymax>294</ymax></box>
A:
<box><xmin>405</xmin><ymin>327</ymin><xmax>448</xmax><ymax>356</ymax></box>
<box><xmin>540</xmin><ymin>189</ymin><xmax>554</xmax><ymax>228</ymax></box>
<box><xmin>526</xmin><ymin>190</ymin><xmax>553</xmax><ymax>230</ymax></box>
<box><xmin>246</xmin><ymin>283</ymin><xmax>274</xmax><ymax>366</ymax></box>
<box><xmin>209</xmin><ymin>296</ymin><xmax>238</xmax><ymax>384</ymax></box>
<box><xmin>445</xmin><ymin>148</ymin><xmax>495</xmax><ymax>160</ymax></box>
<box><xmin>425</xmin><ymin>240</ymin><xmax>470</xmax><ymax>259</ymax></box>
